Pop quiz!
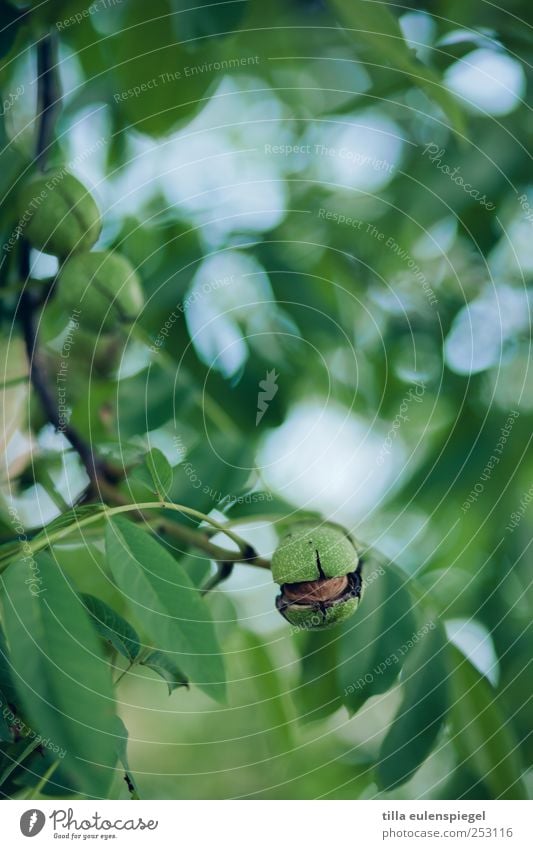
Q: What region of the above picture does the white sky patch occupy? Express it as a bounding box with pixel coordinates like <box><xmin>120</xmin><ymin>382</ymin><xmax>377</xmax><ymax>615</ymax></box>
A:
<box><xmin>400</xmin><ymin>11</ymin><xmax>437</xmax><ymax>63</ymax></box>
<box><xmin>185</xmin><ymin>251</ymin><xmax>275</xmax><ymax>378</ymax></box>
<box><xmin>445</xmin><ymin>48</ymin><xmax>526</xmax><ymax>117</ymax></box>
<box><xmin>446</xmin><ymin>618</ymin><xmax>499</xmax><ymax>685</ymax></box>
<box><xmin>7</xmin><ymin>484</ymin><xmax>61</xmax><ymax>529</ymax></box>
<box><xmin>489</xmin><ymin>210</ymin><xmax>533</xmax><ymax>278</ymax></box>
<box><xmin>307</xmin><ymin>110</ymin><xmax>404</xmax><ymax>193</ymax></box>
<box><xmin>413</xmin><ymin>216</ymin><xmax>457</xmax><ymax>261</ymax></box>
<box><xmin>444</xmin><ymin>284</ymin><xmax>531</xmax><ymax>376</ymax></box>
<box><xmin>259</xmin><ymin>400</ymin><xmax>406</xmax><ymax>525</ymax></box>
<box><xmin>160</xmin><ymin>77</ymin><xmax>288</xmax><ymax>243</ymax></box>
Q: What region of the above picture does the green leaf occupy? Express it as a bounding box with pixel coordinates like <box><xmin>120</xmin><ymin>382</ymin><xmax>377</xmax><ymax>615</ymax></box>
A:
<box><xmin>0</xmin><ymin>539</ymin><xmax>23</xmax><ymax>569</ymax></box>
<box><xmin>337</xmin><ymin>554</ymin><xmax>417</xmax><ymax>714</ymax></box>
<box><xmin>0</xmin><ymin>691</ymin><xmax>13</xmax><ymax>742</ymax></box>
<box><xmin>170</xmin><ymin>432</ymin><xmax>255</xmax><ymax>519</ymax></box>
<box><xmin>443</xmin><ymin>765</ymin><xmax>492</xmax><ymax>800</ymax></box>
<box><xmin>180</xmin><ymin>550</ymin><xmax>212</xmax><ymax>589</ymax></box>
<box><xmin>141</xmin><ymin>650</ymin><xmax>189</xmax><ymax>694</ymax></box>
<box><xmin>206</xmin><ymin>591</ymin><xmax>238</xmax><ymax>644</ymax></box>
<box><xmin>171</xmin><ymin>0</ymin><xmax>248</xmax><ymax>41</ymax></box>
<box><xmin>330</xmin><ymin>0</ymin><xmax>465</xmax><ymax>135</ymax></box>
<box><xmin>146</xmin><ymin>448</ymin><xmax>173</xmax><ymax>495</ymax></box>
<box><xmin>105</xmin><ymin>517</ymin><xmax>226</xmax><ymax>702</ymax></box>
<box><xmin>109</xmin><ymin>0</ymin><xmax>219</xmax><ymax>136</ymax></box>
<box><xmin>295</xmin><ymin>629</ymin><xmax>342</xmax><ymax>722</ymax></box>
<box><xmin>448</xmin><ymin>646</ymin><xmax>528</xmax><ymax>800</ymax></box>
<box><xmin>0</xmin><ymin>625</ymin><xmax>17</xmax><ymax>705</ymax></box>
<box><xmin>0</xmin><ymin>554</ymin><xmax>118</xmax><ymax>797</ymax></box>
<box><xmin>131</xmin><ymin>448</ymin><xmax>173</xmax><ymax>498</ymax></box>
<box><xmin>233</xmin><ymin>630</ymin><xmax>294</xmax><ymax>752</ymax></box>
<box><xmin>81</xmin><ymin>594</ymin><xmax>140</xmax><ymax>662</ymax></box>
<box><xmin>376</xmin><ymin>620</ymin><xmax>449</xmax><ymax>790</ymax></box>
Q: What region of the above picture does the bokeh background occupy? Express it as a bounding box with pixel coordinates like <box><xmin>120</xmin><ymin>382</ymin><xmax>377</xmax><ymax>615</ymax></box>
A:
<box><xmin>0</xmin><ymin>0</ymin><xmax>532</xmax><ymax>799</ymax></box>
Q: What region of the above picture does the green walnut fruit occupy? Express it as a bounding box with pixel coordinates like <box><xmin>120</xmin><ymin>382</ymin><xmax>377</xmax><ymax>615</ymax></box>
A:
<box><xmin>272</xmin><ymin>521</ymin><xmax>362</xmax><ymax>629</ymax></box>
<box><xmin>17</xmin><ymin>170</ymin><xmax>101</xmax><ymax>257</ymax></box>
<box><xmin>56</xmin><ymin>250</ymin><xmax>144</xmax><ymax>333</ymax></box>
<box><xmin>75</xmin><ymin>329</ymin><xmax>124</xmax><ymax>377</ymax></box>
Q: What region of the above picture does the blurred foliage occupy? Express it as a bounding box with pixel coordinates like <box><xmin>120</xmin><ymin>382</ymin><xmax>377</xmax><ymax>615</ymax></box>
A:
<box><xmin>0</xmin><ymin>0</ymin><xmax>531</xmax><ymax>801</ymax></box>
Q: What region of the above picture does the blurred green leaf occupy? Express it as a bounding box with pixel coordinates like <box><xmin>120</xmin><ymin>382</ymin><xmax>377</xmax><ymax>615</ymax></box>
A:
<box><xmin>330</xmin><ymin>0</ymin><xmax>466</xmax><ymax>134</ymax></box>
<box><xmin>235</xmin><ymin>630</ymin><xmax>294</xmax><ymax>752</ymax></box>
<box><xmin>0</xmin><ymin>1</ymin><xmax>24</xmax><ymax>58</ymax></box>
<box><xmin>116</xmin><ymin>367</ymin><xmax>196</xmax><ymax>440</ymax></box>
<box><xmin>376</xmin><ymin>620</ymin><xmax>448</xmax><ymax>789</ymax></box>
<box><xmin>295</xmin><ymin>629</ymin><xmax>343</xmax><ymax>722</ymax></box>
<box><xmin>0</xmin><ymin>690</ymin><xmax>12</xmax><ymax>742</ymax></box>
<box><xmin>0</xmin><ymin>625</ymin><xmax>17</xmax><ymax>705</ymax></box>
<box><xmin>206</xmin><ymin>591</ymin><xmax>238</xmax><ymax>643</ymax></box>
<box><xmin>105</xmin><ymin>517</ymin><xmax>226</xmax><ymax>701</ymax></box>
<box><xmin>170</xmin><ymin>433</ymin><xmax>255</xmax><ymax>519</ymax></box>
<box><xmin>109</xmin><ymin>0</ymin><xmax>219</xmax><ymax>136</ymax></box>
<box><xmin>448</xmin><ymin>646</ymin><xmax>528</xmax><ymax>800</ymax></box>
<box><xmin>0</xmin><ymin>554</ymin><xmax>118</xmax><ymax>797</ymax></box>
<box><xmin>81</xmin><ymin>593</ymin><xmax>141</xmax><ymax>663</ymax></box>
<box><xmin>171</xmin><ymin>0</ymin><xmax>249</xmax><ymax>41</ymax></box>
<box><xmin>337</xmin><ymin>556</ymin><xmax>417</xmax><ymax>714</ymax></box>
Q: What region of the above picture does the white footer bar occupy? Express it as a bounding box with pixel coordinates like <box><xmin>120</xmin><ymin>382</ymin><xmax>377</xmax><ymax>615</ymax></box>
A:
<box><xmin>3</xmin><ymin>799</ymin><xmax>531</xmax><ymax>848</ymax></box>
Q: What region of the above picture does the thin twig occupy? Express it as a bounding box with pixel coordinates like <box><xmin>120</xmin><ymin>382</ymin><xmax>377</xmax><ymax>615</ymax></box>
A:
<box><xmin>0</xmin><ymin>738</ymin><xmax>41</xmax><ymax>789</ymax></box>
<box><xmin>27</xmin><ymin>759</ymin><xmax>59</xmax><ymax>799</ymax></box>
<box><xmin>201</xmin><ymin>561</ymin><xmax>234</xmax><ymax>595</ymax></box>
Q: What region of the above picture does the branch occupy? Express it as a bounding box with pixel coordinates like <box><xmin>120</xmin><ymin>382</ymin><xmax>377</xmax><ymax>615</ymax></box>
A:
<box><xmin>35</xmin><ymin>32</ymin><xmax>61</xmax><ymax>171</ymax></box>
<box><xmin>96</xmin><ymin>479</ymin><xmax>265</xmax><ymax>563</ymax></box>
<box><xmin>0</xmin><ymin>500</ymin><xmax>271</xmax><ymax>574</ymax></box>
<box><xmin>17</xmin><ymin>33</ymin><xmax>117</xmax><ymax>491</ymax></box>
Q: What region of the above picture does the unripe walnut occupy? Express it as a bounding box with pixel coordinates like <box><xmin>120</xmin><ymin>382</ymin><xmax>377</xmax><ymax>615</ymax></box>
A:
<box><xmin>272</xmin><ymin>521</ymin><xmax>363</xmax><ymax>630</ymax></box>
<box><xmin>283</xmin><ymin>575</ymin><xmax>349</xmax><ymax>604</ymax></box>
<box><xmin>17</xmin><ymin>170</ymin><xmax>101</xmax><ymax>257</ymax></box>
<box><xmin>56</xmin><ymin>251</ymin><xmax>144</xmax><ymax>333</ymax></box>
<box><xmin>75</xmin><ymin>329</ymin><xmax>124</xmax><ymax>377</ymax></box>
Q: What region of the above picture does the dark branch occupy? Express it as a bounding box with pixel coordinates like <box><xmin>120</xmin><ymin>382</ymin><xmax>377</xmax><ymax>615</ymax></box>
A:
<box><xmin>35</xmin><ymin>32</ymin><xmax>61</xmax><ymax>172</ymax></box>
<box><xmin>18</xmin><ymin>285</ymin><xmax>104</xmax><ymax>485</ymax></box>
<box><xmin>17</xmin><ymin>32</ymin><xmax>115</xmax><ymax>491</ymax></box>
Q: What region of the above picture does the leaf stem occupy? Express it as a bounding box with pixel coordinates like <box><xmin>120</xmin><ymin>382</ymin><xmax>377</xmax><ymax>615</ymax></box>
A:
<box><xmin>27</xmin><ymin>759</ymin><xmax>59</xmax><ymax>799</ymax></box>
<box><xmin>201</xmin><ymin>560</ymin><xmax>234</xmax><ymax>595</ymax></box>
<box><xmin>0</xmin><ymin>738</ymin><xmax>41</xmax><ymax>788</ymax></box>
<box><xmin>113</xmin><ymin>661</ymin><xmax>134</xmax><ymax>686</ymax></box>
